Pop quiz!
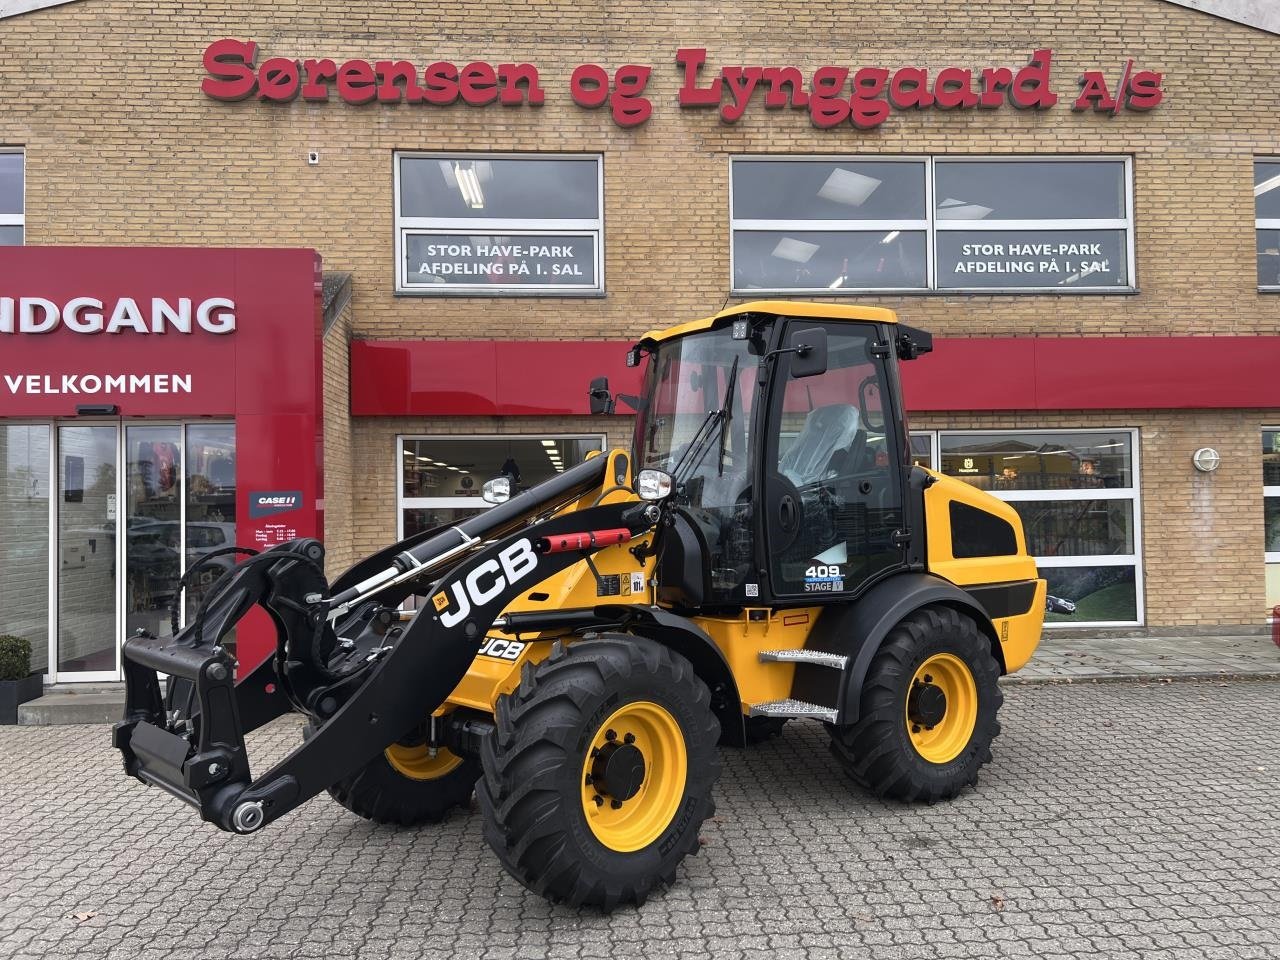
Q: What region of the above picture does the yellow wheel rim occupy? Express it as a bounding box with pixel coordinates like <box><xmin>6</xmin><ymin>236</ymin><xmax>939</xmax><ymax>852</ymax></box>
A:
<box><xmin>905</xmin><ymin>653</ymin><xmax>978</xmax><ymax>764</ymax></box>
<box><xmin>384</xmin><ymin>742</ymin><xmax>465</xmax><ymax>781</ymax></box>
<box><xmin>580</xmin><ymin>700</ymin><xmax>687</xmax><ymax>853</ymax></box>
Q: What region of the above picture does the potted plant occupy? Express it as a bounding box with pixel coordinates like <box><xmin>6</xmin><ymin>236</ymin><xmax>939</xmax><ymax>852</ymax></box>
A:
<box><xmin>0</xmin><ymin>635</ymin><xmax>43</xmax><ymax>725</ymax></box>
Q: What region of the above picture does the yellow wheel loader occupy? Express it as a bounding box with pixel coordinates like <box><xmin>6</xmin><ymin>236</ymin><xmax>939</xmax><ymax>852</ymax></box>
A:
<box><xmin>113</xmin><ymin>301</ymin><xmax>1046</xmax><ymax>910</ymax></box>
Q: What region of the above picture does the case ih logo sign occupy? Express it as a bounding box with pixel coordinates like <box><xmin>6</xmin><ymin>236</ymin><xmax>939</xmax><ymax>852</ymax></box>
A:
<box><xmin>250</xmin><ymin>491</ymin><xmax>304</xmax><ymax>519</ymax></box>
<box><xmin>203</xmin><ymin>41</ymin><xmax>1162</xmax><ymax>129</ymax></box>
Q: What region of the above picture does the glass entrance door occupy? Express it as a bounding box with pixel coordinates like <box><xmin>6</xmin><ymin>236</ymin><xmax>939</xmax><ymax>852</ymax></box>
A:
<box><xmin>0</xmin><ymin>424</ymin><xmax>52</xmax><ymax>676</ymax></box>
<box><xmin>56</xmin><ymin>424</ymin><xmax>119</xmax><ymax>679</ymax></box>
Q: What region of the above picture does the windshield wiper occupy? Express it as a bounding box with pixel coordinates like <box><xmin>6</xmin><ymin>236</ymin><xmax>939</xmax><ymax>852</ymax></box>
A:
<box><xmin>716</xmin><ymin>356</ymin><xmax>739</xmax><ymax>477</ymax></box>
<box><xmin>674</xmin><ymin>355</ymin><xmax>740</xmax><ymax>485</ymax></box>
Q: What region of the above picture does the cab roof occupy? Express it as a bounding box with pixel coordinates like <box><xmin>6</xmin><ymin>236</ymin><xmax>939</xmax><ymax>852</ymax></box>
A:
<box><xmin>639</xmin><ymin>300</ymin><xmax>898</xmax><ymax>344</ymax></box>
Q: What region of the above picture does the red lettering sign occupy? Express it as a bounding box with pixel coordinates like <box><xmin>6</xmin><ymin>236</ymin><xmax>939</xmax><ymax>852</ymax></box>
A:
<box><xmin>200</xmin><ymin>41</ymin><xmax>1162</xmax><ymax>128</ymax></box>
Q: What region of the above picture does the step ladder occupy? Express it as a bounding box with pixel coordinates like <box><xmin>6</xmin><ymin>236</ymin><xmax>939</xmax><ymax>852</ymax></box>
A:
<box><xmin>748</xmin><ymin>649</ymin><xmax>848</xmax><ymax>724</ymax></box>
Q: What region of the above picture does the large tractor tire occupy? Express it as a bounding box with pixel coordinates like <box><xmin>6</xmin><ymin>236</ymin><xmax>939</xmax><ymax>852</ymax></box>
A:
<box><xmin>829</xmin><ymin>606</ymin><xmax>1002</xmax><ymax>803</ymax></box>
<box><xmin>478</xmin><ymin>636</ymin><xmax>720</xmax><ymax>910</ymax></box>
<box><xmin>317</xmin><ymin>724</ymin><xmax>479</xmax><ymax>826</ymax></box>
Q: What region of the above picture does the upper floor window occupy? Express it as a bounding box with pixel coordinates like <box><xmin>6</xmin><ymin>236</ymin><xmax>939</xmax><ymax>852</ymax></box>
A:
<box><xmin>730</xmin><ymin>156</ymin><xmax>1134</xmax><ymax>294</ymax></box>
<box><xmin>394</xmin><ymin>152</ymin><xmax>603</xmax><ymax>296</ymax></box>
<box><xmin>0</xmin><ymin>151</ymin><xmax>23</xmax><ymax>245</ymax></box>
<box><xmin>1255</xmin><ymin>160</ymin><xmax>1280</xmax><ymax>291</ymax></box>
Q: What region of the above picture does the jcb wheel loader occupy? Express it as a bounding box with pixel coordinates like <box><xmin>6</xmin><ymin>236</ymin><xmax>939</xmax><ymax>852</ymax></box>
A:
<box><xmin>113</xmin><ymin>301</ymin><xmax>1046</xmax><ymax>910</ymax></box>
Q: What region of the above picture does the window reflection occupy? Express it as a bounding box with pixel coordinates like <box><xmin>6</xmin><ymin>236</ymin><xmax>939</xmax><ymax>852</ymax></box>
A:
<box><xmin>184</xmin><ymin>424</ymin><xmax>237</xmax><ymax>648</ymax></box>
<box><xmin>940</xmin><ymin>432</ymin><xmax>1133</xmax><ymax>491</ymax></box>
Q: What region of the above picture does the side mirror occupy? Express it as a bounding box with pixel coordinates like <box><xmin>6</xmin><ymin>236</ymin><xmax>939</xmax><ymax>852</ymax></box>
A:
<box><xmin>588</xmin><ymin>376</ymin><xmax>613</xmax><ymax>415</ymax></box>
<box><xmin>789</xmin><ymin>326</ymin><xmax>828</xmax><ymax>379</ymax></box>
<box><xmin>482</xmin><ymin>476</ymin><xmax>511</xmax><ymax>504</ymax></box>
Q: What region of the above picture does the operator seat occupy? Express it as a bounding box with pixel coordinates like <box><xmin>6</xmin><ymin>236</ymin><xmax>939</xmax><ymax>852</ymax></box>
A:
<box><xmin>779</xmin><ymin>404</ymin><xmax>864</xmax><ymax>485</ymax></box>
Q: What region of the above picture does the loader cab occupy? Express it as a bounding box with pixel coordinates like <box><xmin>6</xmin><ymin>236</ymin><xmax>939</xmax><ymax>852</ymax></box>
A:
<box><xmin>632</xmin><ymin>305</ymin><xmax>911</xmax><ymax>610</ymax></box>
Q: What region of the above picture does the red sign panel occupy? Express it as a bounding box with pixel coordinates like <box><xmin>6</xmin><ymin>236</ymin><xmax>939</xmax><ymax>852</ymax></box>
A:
<box><xmin>0</xmin><ymin>247</ymin><xmax>325</xmax><ymax>670</ymax></box>
<box><xmin>350</xmin><ymin>335</ymin><xmax>1280</xmax><ymax>417</ymax></box>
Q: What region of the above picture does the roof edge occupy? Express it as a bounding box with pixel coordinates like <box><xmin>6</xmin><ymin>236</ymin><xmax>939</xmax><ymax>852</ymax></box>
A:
<box><xmin>1157</xmin><ymin>0</ymin><xmax>1280</xmax><ymax>35</ymax></box>
<box><xmin>0</xmin><ymin>0</ymin><xmax>84</xmax><ymax>19</ymax></box>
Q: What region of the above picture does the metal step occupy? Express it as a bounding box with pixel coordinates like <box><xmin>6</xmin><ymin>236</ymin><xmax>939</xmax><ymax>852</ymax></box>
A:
<box><xmin>748</xmin><ymin>699</ymin><xmax>838</xmax><ymax>723</ymax></box>
<box><xmin>758</xmin><ymin>649</ymin><xmax>848</xmax><ymax>669</ymax></box>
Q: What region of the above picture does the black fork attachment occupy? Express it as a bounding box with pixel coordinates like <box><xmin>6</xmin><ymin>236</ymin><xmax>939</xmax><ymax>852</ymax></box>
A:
<box><xmin>112</xmin><ymin>492</ymin><xmax>655</xmax><ymax>835</ymax></box>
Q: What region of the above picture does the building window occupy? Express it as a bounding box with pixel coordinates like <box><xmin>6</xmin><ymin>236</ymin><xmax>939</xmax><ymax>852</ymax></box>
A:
<box><xmin>936</xmin><ymin>429</ymin><xmax>1143</xmax><ymax>626</ymax></box>
<box><xmin>398</xmin><ymin>435</ymin><xmax>604</xmax><ymax>539</ymax></box>
<box><xmin>909</xmin><ymin>431</ymin><xmax>935</xmax><ymax>469</ymax></box>
<box><xmin>0</xmin><ymin>150</ymin><xmax>23</xmax><ymax>245</ymax></box>
<box><xmin>730</xmin><ymin>156</ymin><xmax>1134</xmax><ymax>294</ymax></box>
<box><xmin>1255</xmin><ymin>160</ymin><xmax>1280</xmax><ymax>291</ymax></box>
<box><xmin>1264</xmin><ymin>429</ymin><xmax>1280</xmax><ymax>618</ymax></box>
<box><xmin>394</xmin><ymin>153</ymin><xmax>604</xmax><ymax>296</ymax></box>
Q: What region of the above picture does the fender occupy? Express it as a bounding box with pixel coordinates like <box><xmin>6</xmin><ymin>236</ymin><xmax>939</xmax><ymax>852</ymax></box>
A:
<box><xmin>803</xmin><ymin>572</ymin><xmax>999</xmax><ymax>726</ymax></box>
<box><xmin>597</xmin><ymin>604</ymin><xmax>745</xmax><ymax>746</ymax></box>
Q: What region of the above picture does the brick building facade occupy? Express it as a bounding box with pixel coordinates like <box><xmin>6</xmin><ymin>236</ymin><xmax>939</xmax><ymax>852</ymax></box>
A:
<box><xmin>1</xmin><ymin>0</ymin><xmax>1278</xmax><ymax>682</ymax></box>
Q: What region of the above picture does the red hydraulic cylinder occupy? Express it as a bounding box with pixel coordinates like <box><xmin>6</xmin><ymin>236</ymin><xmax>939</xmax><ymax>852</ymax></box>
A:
<box><xmin>536</xmin><ymin>529</ymin><xmax>633</xmax><ymax>554</ymax></box>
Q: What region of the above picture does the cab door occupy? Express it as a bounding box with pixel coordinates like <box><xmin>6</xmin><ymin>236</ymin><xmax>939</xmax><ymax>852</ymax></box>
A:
<box><xmin>761</xmin><ymin>321</ymin><xmax>908</xmax><ymax>600</ymax></box>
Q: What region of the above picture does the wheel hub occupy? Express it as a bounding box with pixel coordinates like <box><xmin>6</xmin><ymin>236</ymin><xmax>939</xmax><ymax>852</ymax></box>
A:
<box><xmin>907</xmin><ymin>679</ymin><xmax>947</xmax><ymax>728</ymax></box>
<box><xmin>590</xmin><ymin>740</ymin><xmax>646</xmax><ymax>802</ymax></box>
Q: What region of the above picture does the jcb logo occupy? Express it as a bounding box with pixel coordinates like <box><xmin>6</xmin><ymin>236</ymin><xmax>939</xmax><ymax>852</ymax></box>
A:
<box><xmin>478</xmin><ymin>637</ymin><xmax>526</xmax><ymax>661</ymax></box>
<box><xmin>433</xmin><ymin>538</ymin><xmax>539</xmax><ymax>629</ymax></box>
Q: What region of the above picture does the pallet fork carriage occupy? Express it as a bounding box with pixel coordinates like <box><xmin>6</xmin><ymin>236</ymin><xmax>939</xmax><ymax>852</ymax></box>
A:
<box><xmin>114</xmin><ymin>300</ymin><xmax>1047</xmax><ymax>909</ymax></box>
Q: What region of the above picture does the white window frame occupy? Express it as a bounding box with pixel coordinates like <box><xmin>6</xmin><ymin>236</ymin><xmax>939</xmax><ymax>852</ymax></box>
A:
<box><xmin>393</xmin><ymin>152</ymin><xmax>605</xmax><ymax>297</ymax></box>
<box><xmin>1255</xmin><ymin>158</ymin><xmax>1280</xmax><ymax>292</ymax></box>
<box><xmin>396</xmin><ymin>433</ymin><xmax>606</xmax><ymax>540</ymax></box>
<box><xmin>1264</xmin><ymin>427</ymin><xmax>1280</xmax><ymax>564</ymax></box>
<box><xmin>0</xmin><ymin>147</ymin><xmax>23</xmax><ymax>243</ymax></box>
<box><xmin>729</xmin><ymin>155</ymin><xmax>1136</xmax><ymax>295</ymax></box>
<box><xmin>927</xmin><ymin>427</ymin><xmax>1144</xmax><ymax>628</ymax></box>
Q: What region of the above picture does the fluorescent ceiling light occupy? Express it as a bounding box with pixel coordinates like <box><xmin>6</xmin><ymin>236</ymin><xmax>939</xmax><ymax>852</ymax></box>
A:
<box><xmin>541</xmin><ymin>440</ymin><xmax>557</xmax><ymax>448</ymax></box>
<box><xmin>454</xmin><ymin>161</ymin><xmax>485</xmax><ymax>209</ymax></box>
<box><xmin>827</xmin><ymin>276</ymin><xmax>844</xmax><ymax>289</ymax></box>
<box><xmin>771</xmin><ymin>237</ymin><xmax>820</xmax><ymax>263</ymax></box>
<box><xmin>936</xmin><ymin>198</ymin><xmax>993</xmax><ymax>220</ymax></box>
<box><xmin>817</xmin><ymin>168</ymin><xmax>881</xmax><ymax>207</ymax></box>
<box><xmin>880</xmin><ymin>230</ymin><xmax>900</xmax><ymax>244</ymax></box>
<box><xmin>1254</xmin><ymin>173</ymin><xmax>1280</xmax><ymax>198</ymax></box>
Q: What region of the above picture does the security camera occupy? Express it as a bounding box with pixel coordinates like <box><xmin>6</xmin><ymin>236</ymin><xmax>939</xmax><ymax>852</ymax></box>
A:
<box><xmin>307</xmin><ymin>150</ymin><xmax>320</xmax><ymax>165</ymax></box>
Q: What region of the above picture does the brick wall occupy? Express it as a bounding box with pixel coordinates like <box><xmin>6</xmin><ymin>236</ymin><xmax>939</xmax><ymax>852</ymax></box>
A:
<box><xmin>1</xmin><ymin>0</ymin><xmax>1278</xmax><ymax>341</ymax></box>
<box><xmin>321</xmin><ymin>298</ymin><xmax>354</xmax><ymax>577</ymax></box>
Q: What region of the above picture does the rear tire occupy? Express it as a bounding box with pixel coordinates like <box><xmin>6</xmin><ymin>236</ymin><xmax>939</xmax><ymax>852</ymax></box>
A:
<box><xmin>478</xmin><ymin>636</ymin><xmax>720</xmax><ymax>910</ymax></box>
<box><xmin>318</xmin><ymin>725</ymin><xmax>479</xmax><ymax>827</ymax></box>
<box><xmin>829</xmin><ymin>607</ymin><xmax>1001</xmax><ymax>803</ymax></box>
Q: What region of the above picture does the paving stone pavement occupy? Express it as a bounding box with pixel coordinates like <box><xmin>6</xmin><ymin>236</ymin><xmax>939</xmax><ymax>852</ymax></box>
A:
<box><xmin>1010</xmin><ymin>634</ymin><xmax>1280</xmax><ymax>683</ymax></box>
<box><xmin>1</xmin><ymin>680</ymin><xmax>1278</xmax><ymax>960</ymax></box>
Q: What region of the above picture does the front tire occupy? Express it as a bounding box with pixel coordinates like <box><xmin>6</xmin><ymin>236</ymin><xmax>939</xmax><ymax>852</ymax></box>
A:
<box><xmin>830</xmin><ymin>607</ymin><xmax>1002</xmax><ymax>803</ymax></box>
<box><xmin>320</xmin><ymin>725</ymin><xmax>479</xmax><ymax>826</ymax></box>
<box><xmin>478</xmin><ymin>636</ymin><xmax>720</xmax><ymax>910</ymax></box>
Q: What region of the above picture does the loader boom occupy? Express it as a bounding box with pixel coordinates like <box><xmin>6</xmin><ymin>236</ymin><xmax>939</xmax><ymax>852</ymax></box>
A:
<box><xmin>113</xmin><ymin>453</ymin><xmax>660</xmax><ymax>833</ymax></box>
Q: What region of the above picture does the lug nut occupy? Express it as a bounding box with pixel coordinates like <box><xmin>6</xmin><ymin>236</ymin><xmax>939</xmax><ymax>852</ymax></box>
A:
<box><xmin>584</xmin><ymin>775</ymin><xmax>594</xmax><ymax>786</ymax></box>
<box><xmin>623</xmin><ymin>733</ymin><xmax>636</xmax><ymax>744</ymax></box>
<box><xmin>593</xmin><ymin>795</ymin><xmax>604</xmax><ymax>807</ymax></box>
<box><xmin>590</xmin><ymin>747</ymin><xmax>601</xmax><ymax>759</ymax></box>
<box><xmin>611</xmin><ymin>799</ymin><xmax>623</xmax><ymax>810</ymax></box>
<box><xmin>605</xmin><ymin>729</ymin><xmax>617</xmax><ymax>742</ymax></box>
<box><xmin>912</xmin><ymin>724</ymin><xmax>921</xmax><ymax>733</ymax></box>
<box><xmin>924</xmin><ymin>675</ymin><xmax>933</xmax><ymax>683</ymax></box>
